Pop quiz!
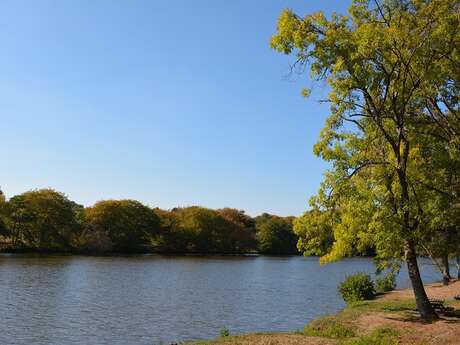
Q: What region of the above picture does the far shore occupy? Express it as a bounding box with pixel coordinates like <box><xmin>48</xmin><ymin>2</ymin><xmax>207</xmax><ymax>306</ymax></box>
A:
<box><xmin>188</xmin><ymin>280</ymin><xmax>460</xmax><ymax>345</ymax></box>
<box><xmin>0</xmin><ymin>248</ymin><xmax>303</xmax><ymax>257</ymax></box>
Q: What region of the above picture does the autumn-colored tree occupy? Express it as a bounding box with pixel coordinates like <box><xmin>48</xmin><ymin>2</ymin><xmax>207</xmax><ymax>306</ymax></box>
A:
<box><xmin>256</xmin><ymin>214</ymin><xmax>298</xmax><ymax>255</ymax></box>
<box><xmin>173</xmin><ymin>207</ymin><xmax>235</xmax><ymax>253</ymax></box>
<box><xmin>152</xmin><ymin>208</ymin><xmax>191</xmax><ymax>253</ymax></box>
<box><xmin>0</xmin><ymin>189</ymin><xmax>9</xmax><ymax>237</ymax></box>
<box><xmin>84</xmin><ymin>200</ymin><xmax>160</xmax><ymax>253</ymax></box>
<box><xmin>218</xmin><ymin>208</ymin><xmax>256</xmax><ymax>253</ymax></box>
<box><xmin>7</xmin><ymin>189</ymin><xmax>81</xmax><ymax>250</ymax></box>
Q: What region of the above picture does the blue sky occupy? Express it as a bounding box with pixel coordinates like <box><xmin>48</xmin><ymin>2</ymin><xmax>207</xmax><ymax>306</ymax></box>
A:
<box><xmin>0</xmin><ymin>0</ymin><xmax>348</xmax><ymax>216</ymax></box>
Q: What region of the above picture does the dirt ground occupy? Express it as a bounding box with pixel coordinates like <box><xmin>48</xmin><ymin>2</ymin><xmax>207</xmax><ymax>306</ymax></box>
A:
<box><xmin>193</xmin><ymin>280</ymin><xmax>460</xmax><ymax>345</ymax></box>
<box><xmin>356</xmin><ymin>279</ymin><xmax>460</xmax><ymax>345</ymax></box>
<box><xmin>355</xmin><ymin>311</ymin><xmax>460</xmax><ymax>345</ymax></box>
<box><xmin>384</xmin><ymin>279</ymin><xmax>460</xmax><ymax>301</ymax></box>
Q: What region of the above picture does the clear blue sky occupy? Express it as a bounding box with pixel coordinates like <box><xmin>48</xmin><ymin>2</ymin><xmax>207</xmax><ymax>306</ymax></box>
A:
<box><xmin>0</xmin><ymin>0</ymin><xmax>348</xmax><ymax>216</ymax></box>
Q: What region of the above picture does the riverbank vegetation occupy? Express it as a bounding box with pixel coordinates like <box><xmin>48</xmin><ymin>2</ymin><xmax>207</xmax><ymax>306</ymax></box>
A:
<box><xmin>189</xmin><ymin>280</ymin><xmax>460</xmax><ymax>345</ymax></box>
<box><xmin>271</xmin><ymin>0</ymin><xmax>460</xmax><ymax>320</ymax></box>
<box><xmin>0</xmin><ymin>188</ymin><xmax>299</xmax><ymax>255</ymax></box>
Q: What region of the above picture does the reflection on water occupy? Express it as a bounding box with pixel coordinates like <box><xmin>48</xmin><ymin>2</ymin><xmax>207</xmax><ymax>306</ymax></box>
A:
<box><xmin>0</xmin><ymin>255</ymin><xmax>443</xmax><ymax>344</ymax></box>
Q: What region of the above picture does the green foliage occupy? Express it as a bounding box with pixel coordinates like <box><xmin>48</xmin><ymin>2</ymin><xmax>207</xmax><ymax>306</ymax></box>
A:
<box><xmin>218</xmin><ymin>208</ymin><xmax>256</xmax><ymax>253</ymax></box>
<box><xmin>0</xmin><ymin>189</ymin><xmax>9</xmax><ymax>237</ymax></box>
<box><xmin>256</xmin><ymin>214</ymin><xmax>298</xmax><ymax>255</ymax></box>
<box><xmin>375</xmin><ymin>273</ymin><xmax>396</xmax><ymax>293</ymax></box>
<box><xmin>338</xmin><ymin>273</ymin><xmax>375</xmax><ymax>303</ymax></box>
<box><xmin>304</xmin><ymin>316</ymin><xmax>355</xmax><ymax>339</ymax></box>
<box><xmin>343</xmin><ymin>327</ymin><xmax>399</xmax><ymax>345</ymax></box>
<box><xmin>0</xmin><ymin>217</ymin><xmax>8</xmax><ymax>237</ymax></box>
<box><xmin>6</xmin><ymin>189</ymin><xmax>82</xmax><ymax>251</ymax></box>
<box><xmin>172</xmin><ymin>207</ymin><xmax>231</xmax><ymax>253</ymax></box>
<box><xmin>0</xmin><ymin>189</ymin><xmax>298</xmax><ymax>254</ymax></box>
<box><xmin>78</xmin><ymin>229</ymin><xmax>113</xmax><ymax>253</ymax></box>
<box><xmin>271</xmin><ymin>0</ymin><xmax>460</xmax><ymax>318</ymax></box>
<box><xmin>219</xmin><ymin>328</ymin><xmax>230</xmax><ymax>337</ymax></box>
<box><xmin>152</xmin><ymin>207</ymin><xmax>257</xmax><ymax>254</ymax></box>
<box><xmin>152</xmin><ymin>208</ymin><xmax>188</xmax><ymax>253</ymax></box>
<box><xmin>294</xmin><ymin>209</ymin><xmax>334</xmax><ymax>256</ymax></box>
<box><xmin>84</xmin><ymin>199</ymin><xmax>160</xmax><ymax>253</ymax></box>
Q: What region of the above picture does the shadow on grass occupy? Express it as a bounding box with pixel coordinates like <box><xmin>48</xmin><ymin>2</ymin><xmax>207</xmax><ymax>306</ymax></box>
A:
<box><xmin>365</xmin><ymin>299</ymin><xmax>460</xmax><ymax>324</ymax></box>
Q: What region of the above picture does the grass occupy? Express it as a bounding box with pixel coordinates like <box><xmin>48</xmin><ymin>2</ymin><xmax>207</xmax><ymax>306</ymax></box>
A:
<box><xmin>299</xmin><ymin>299</ymin><xmax>414</xmax><ymax>345</ymax></box>
<box><xmin>348</xmin><ymin>299</ymin><xmax>416</xmax><ymax>314</ymax></box>
<box><xmin>303</xmin><ymin>315</ymin><xmax>355</xmax><ymax>339</ymax></box>
<box><xmin>343</xmin><ymin>327</ymin><xmax>400</xmax><ymax>345</ymax></box>
<box><xmin>188</xmin><ymin>295</ymin><xmax>459</xmax><ymax>345</ymax></box>
<box><xmin>302</xmin><ymin>298</ymin><xmax>414</xmax><ymax>339</ymax></box>
<box><xmin>189</xmin><ymin>327</ymin><xmax>400</xmax><ymax>345</ymax></box>
<box><xmin>188</xmin><ymin>332</ymin><xmax>315</xmax><ymax>345</ymax></box>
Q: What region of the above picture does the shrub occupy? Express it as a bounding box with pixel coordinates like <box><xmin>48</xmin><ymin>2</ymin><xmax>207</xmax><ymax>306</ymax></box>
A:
<box><xmin>338</xmin><ymin>273</ymin><xmax>375</xmax><ymax>303</ymax></box>
<box><xmin>219</xmin><ymin>328</ymin><xmax>230</xmax><ymax>337</ymax></box>
<box><xmin>376</xmin><ymin>272</ymin><xmax>396</xmax><ymax>293</ymax></box>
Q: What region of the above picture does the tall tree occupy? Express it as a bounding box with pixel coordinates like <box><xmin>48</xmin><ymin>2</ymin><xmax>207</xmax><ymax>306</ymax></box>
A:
<box><xmin>271</xmin><ymin>0</ymin><xmax>459</xmax><ymax>319</ymax></box>
<box><xmin>256</xmin><ymin>214</ymin><xmax>298</xmax><ymax>255</ymax></box>
<box><xmin>152</xmin><ymin>208</ymin><xmax>189</xmax><ymax>253</ymax></box>
<box><xmin>7</xmin><ymin>189</ymin><xmax>81</xmax><ymax>250</ymax></box>
<box><xmin>84</xmin><ymin>200</ymin><xmax>160</xmax><ymax>253</ymax></box>
<box><xmin>175</xmin><ymin>206</ymin><xmax>235</xmax><ymax>253</ymax></box>
<box><xmin>218</xmin><ymin>208</ymin><xmax>257</xmax><ymax>253</ymax></box>
<box><xmin>0</xmin><ymin>189</ymin><xmax>9</xmax><ymax>237</ymax></box>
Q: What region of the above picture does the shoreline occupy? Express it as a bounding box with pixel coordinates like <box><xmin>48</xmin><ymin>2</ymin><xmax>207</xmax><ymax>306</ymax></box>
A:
<box><xmin>0</xmin><ymin>245</ymin><xmax>303</xmax><ymax>257</ymax></box>
<box><xmin>188</xmin><ymin>280</ymin><xmax>460</xmax><ymax>345</ymax></box>
<box><xmin>0</xmin><ymin>249</ymin><xmax>381</xmax><ymax>259</ymax></box>
<box><xmin>0</xmin><ymin>250</ymin><xmax>303</xmax><ymax>257</ymax></box>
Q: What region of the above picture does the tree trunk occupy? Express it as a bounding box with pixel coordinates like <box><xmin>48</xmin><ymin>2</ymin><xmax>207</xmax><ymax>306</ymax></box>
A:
<box><xmin>405</xmin><ymin>242</ymin><xmax>437</xmax><ymax>320</ymax></box>
<box><xmin>441</xmin><ymin>254</ymin><xmax>451</xmax><ymax>286</ymax></box>
<box><xmin>395</xmin><ymin>143</ymin><xmax>436</xmax><ymax>320</ymax></box>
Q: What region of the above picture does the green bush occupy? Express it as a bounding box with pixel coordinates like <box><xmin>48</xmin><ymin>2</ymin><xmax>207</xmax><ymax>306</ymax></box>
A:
<box><xmin>338</xmin><ymin>273</ymin><xmax>375</xmax><ymax>303</ymax></box>
<box><xmin>219</xmin><ymin>328</ymin><xmax>230</xmax><ymax>337</ymax></box>
<box><xmin>375</xmin><ymin>273</ymin><xmax>396</xmax><ymax>293</ymax></box>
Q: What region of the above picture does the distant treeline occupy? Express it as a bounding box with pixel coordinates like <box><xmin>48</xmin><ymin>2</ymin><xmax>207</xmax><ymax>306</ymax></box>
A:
<box><xmin>0</xmin><ymin>188</ymin><xmax>299</xmax><ymax>255</ymax></box>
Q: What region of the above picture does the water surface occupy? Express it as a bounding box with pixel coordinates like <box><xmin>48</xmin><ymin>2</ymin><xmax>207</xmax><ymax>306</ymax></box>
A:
<box><xmin>0</xmin><ymin>255</ymin><xmax>443</xmax><ymax>344</ymax></box>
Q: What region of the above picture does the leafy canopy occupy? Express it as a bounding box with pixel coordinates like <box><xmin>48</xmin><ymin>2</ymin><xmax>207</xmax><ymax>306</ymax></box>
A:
<box><xmin>7</xmin><ymin>189</ymin><xmax>82</xmax><ymax>250</ymax></box>
<box><xmin>85</xmin><ymin>199</ymin><xmax>160</xmax><ymax>252</ymax></box>
<box><xmin>271</xmin><ymin>0</ymin><xmax>459</xmax><ymax>264</ymax></box>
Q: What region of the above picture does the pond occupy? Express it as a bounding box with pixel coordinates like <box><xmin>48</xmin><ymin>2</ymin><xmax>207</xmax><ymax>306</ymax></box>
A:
<box><xmin>0</xmin><ymin>254</ymin><xmax>444</xmax><ymax>345</ymax></box>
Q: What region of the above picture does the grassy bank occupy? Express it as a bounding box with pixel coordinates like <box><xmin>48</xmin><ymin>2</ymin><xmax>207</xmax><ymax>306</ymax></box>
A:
<box><xmin>188</xmin><ymin>280</ymin><xmax>460</xmax><ymax>345</ymax></box>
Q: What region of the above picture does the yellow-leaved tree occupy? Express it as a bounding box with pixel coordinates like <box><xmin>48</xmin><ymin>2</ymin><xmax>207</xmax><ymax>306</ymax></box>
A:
<box><xmin>271</xmin><ymin>0</ymin><xmax>459</xmax><ymax>320</ymax></box>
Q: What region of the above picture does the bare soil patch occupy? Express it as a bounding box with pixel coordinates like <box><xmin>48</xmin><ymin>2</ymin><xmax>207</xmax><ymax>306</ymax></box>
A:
<box><xmin>352</xmin><ymin>280</ymin><xmax>460</xmax><ymax>344</ymax></box>
<box><xmin>383</xmin><ymin>279</ymin><xmax>460</xmax><ymax>301</ymax></box>
<box><xmin>192</xmin><ymin>280</ymin><xmax>460</xmax><ymax>345</ymax></box>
